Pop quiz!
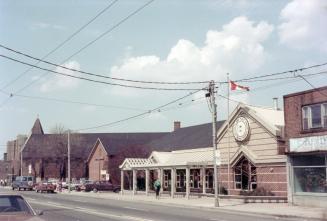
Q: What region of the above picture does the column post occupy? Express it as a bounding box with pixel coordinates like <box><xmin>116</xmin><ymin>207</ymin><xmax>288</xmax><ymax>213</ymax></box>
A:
<box><xmin>186</xmin><ymin>167</ymin><xmax>190</xmax><ymax>199</ymax></box>
<box><xmin>159</xmin><ymin>168</ymin><xmax>163</xmax><ymax>194</ymax></box>
<box><xmin>121</xmin><ymin>170</ymin><xmax>124</xmax><ymax>195</ymax></box>
<box><xmin>132</xmin><ymin>169</ymin><xmax>137</xmax><ymax>195</ymax></box>
<box><xmin>171</xmin><ymin>168</ymin><xmax>175</xmax><ymax>198</ymax></box>
<box><xmin>145</xmin><ymin>169</ymin><xmax>149</xmax><ymax>196</ymax></box>
<box><xmin>202</xmin><ymin>167</ymin><xmax>206</xmax><ymax>194</ymax></box>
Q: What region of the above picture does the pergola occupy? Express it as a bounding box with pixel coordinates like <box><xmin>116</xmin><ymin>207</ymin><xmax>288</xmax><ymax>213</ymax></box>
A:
<box><xmin>119</xmin><ymin>148</ymin><xmax>215</xmax><ymax>198</ymax></box>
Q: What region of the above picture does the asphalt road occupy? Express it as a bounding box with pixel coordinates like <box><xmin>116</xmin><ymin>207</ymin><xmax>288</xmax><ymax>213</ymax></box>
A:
<box><xmin>0</xmin><ymin>188</ymin><xmax>312</xmax><ymax>221</ymax></box>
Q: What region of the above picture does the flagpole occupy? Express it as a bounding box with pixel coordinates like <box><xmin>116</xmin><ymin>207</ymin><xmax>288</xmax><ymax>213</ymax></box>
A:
<box><xmin>227</xmin><ymin>73</ymin><xmax>231</xmax><ymax>194</ymax></box>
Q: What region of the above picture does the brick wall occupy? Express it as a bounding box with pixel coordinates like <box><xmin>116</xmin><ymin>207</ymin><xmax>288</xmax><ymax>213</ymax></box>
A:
<box><xmin>284</xmin><ymin>86</ymin><xmax>327</xmax><ymax>150</ymax></box>
<box><xmin>22</xmin><ymin>158</ymin><xmax>86</xmax><ymax>181</ymax></box>
<box><xmin>219</xmin><ymin>164</ymin><xmax>287</xmax><ymax>197</ymax></box>
<box><xmin>88</xmin><ymin>142</ymin><xmax>109</xmax><ymax>181</ymax></box>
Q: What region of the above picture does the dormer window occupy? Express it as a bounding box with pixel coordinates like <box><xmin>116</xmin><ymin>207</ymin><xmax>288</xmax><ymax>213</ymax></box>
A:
<box><xmin>302</xmin><ymin>103</ymin><xmax>327</xmax><ymax>130</ymax></box>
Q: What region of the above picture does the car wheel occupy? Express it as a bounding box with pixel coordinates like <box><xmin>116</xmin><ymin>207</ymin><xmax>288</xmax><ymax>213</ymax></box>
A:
<box><xmin>12</xmin><ymin>187</ymin><xmax>14</xmax><ymax>190</ymax></box>
<box><xmin>18</xmin><ymin>187</ymin><xmax>21</xmax><ymax>191</ymax></box>
<box><xmin>93</xmin><ymin>188</ymin><xmax>98</xmax><ymax>193</ymax></box>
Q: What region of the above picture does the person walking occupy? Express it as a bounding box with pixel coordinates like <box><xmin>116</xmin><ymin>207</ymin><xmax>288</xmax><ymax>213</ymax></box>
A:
<box><xmin>153</xmin><ymin>179</ymin><xmax>161</xmax><ymax>199</ymax></box>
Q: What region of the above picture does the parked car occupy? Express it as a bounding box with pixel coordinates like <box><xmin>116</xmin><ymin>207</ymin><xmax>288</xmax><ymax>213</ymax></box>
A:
<box><xmin>0</xmin><ymin>193</ymin><xmax>44</xmax><ymax>220</ymax></box>
<box><xmin>11</xmin><ymin>176</ymin><xmax>34</xmax><ymax>191</ymax></box>
<box><xmin>35</xmin><ymin>181</ymin><xmax>56</xmax><ymax>193</ymax></box>
<box><xmin>80</xmin><ymin>181</ymin><xmax>120</xmax><ymax>193</ymax></box>
<box><xmin>74</xmin><ymin>180</ymin><xmax>93</xmax><ymax>191</ymax></box>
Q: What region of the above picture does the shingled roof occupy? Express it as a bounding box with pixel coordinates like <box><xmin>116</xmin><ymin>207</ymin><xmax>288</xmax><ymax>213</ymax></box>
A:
<box><xmin>146</xmin><ymin>121</ymin><xmax>225</xmax><ymax>151</ymax></box>
<box><xmin>23</xmin><ymin>133</ymin><xmax>167</xmax><ymax>160</ymax></box>
<box><xmin>22</xmin><ymin>118</ymin><xmax>225</xmax><ymax>161</ymax></box>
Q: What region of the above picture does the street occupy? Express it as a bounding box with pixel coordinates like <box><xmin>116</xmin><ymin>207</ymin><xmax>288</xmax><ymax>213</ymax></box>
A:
<box><xmin>0</xmin><ymin>188</ymin><xmax>313</xmax><ymax>221</ymax></box>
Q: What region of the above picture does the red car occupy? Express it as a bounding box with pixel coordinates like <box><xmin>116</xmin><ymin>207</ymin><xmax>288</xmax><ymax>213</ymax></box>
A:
<box><xmin>35</xmin><ymin>181</ymin><xmax>56</xmax><ymax>193</ymax></box>
<box><xmin>80</xmin><ymin>181</ymin><xmax>120</xmax><ymax>193</ymax></box>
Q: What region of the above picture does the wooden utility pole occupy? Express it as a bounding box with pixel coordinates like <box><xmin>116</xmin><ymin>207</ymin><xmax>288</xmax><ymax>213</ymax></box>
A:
<box><xmin>208</xmin><ymin>80</ymin><xmax>219</xmax><ymax>207</ymax></box>
<box><xmin>68</xmin><ymin>130</ymin><xmax>71</xmax><ymax>193</ymax></box>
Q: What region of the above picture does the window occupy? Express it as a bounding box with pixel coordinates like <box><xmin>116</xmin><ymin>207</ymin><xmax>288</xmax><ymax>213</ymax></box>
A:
<box><xmin>190</xmin><ymin>170</ymin><xmax>200</xmax><ymax>188</ymax></box>
<box><xmin>176</xmin><ymin>170</ymin><xmax>185</xmax><ymax>188</ymax></box>
<box><xmin>234</xmin><ymin>157</ymin><xmax>257</xmax><ymax>191</ymax></box>
<box><xmin>293</xmin><ymin>154</ymin><xmax>327</xmax><ymax>193</ymax></box>
<box><xmin>302</xmin><ymin>103</ymin><xmax>327</xmax><ymax>130</ymax></box>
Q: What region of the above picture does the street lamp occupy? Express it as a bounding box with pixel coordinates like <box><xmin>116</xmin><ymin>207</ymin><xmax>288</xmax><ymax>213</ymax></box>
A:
<box><xmin>95</xmin><ymin>158</ymin><xmax>104</xmax><ymax>181</ymax></box>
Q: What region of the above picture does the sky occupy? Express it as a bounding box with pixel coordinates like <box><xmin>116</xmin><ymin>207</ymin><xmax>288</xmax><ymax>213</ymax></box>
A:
<box><xmin>0</xmin><ymin>0</ymin><xmax>327</xmax><ymax>159</ymax></box>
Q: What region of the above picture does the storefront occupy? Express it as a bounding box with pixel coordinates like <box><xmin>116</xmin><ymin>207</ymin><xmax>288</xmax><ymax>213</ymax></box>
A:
<box><xmin>284</xmin><ymin>86</ymin><xmax>327</xmax><ymax>207</ymax></box>
<box><xmin>287</xmin><ymin>136</ymin><xmax>327</xmax><ymax>207</ymax></box>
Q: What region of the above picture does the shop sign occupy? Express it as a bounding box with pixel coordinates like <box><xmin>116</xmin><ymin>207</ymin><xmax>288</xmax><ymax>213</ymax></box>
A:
<box><xmin>290</xmin><ymin>135</ymin><xmax>327</xmax><ymax>152</ymax></box>
<box><xmin>100</xmin><ymin>170</ymin><xmax>107</xmax><ymax>175</ymax></box>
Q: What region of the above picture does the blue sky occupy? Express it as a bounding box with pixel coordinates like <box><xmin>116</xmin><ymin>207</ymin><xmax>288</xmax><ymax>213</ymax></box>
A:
<box><xmin>0</xmin><ymin>0</ymin><xmax>326</xmax><ymax>158</ymax></box>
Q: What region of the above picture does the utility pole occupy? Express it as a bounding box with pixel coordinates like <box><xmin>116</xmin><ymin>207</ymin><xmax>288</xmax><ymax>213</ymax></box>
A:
<box><xmin>207</xmin><ymin>80</ymin><xmax>219</xmax><ymax>207</ymax></box>
<box><xmin>67</xmin><ymin>130</ymin><xmax>71</xmax><ymax>193</ymax></box>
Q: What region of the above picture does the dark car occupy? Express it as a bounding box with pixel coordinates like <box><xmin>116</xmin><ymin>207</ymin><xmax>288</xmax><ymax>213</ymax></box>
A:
<box><xmin>35</xmin><ymin>181</ymin><xmax>56</xmax><ymax>193</ymax></box>
<box><xmin>12</xmin><ymin>176</ymin><xmax>34</xmax><ymax>191</ymax></box>
<box><xmin>80</xmin><ymin>181</ymin><xmax>120</xmax><ymax>193</ymax></box>
<box><xmin>0</xmin><ymin>194</ymin><xmax>44</xmax><ymax>221</ymax></box>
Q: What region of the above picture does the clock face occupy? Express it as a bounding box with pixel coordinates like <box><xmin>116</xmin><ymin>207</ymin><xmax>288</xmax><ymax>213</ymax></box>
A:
<box><xmin>233</xmin><ymin>116</ymin><xmax>250</xmax><ymax>142</ymax></box>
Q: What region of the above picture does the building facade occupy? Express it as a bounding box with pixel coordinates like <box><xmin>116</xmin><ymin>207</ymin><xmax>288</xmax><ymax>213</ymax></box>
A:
<box><xmin>217</xmin><ymin>104</ymin><xmax>287</xmax><ymax>197</ymax></box>
<box><xmin>20</xmin><ymin>118</ymin><xmax>167</xmax><ymax>183</ymax></box>
<box><xmin>120</xmin><ymin>104</ymin><xmax>287</xmax><ymax>198</ymax></box>
<box><xmin>284</xmin><ymin>86</ymin><xmax>327</xmax><ymax>207</ymax></box>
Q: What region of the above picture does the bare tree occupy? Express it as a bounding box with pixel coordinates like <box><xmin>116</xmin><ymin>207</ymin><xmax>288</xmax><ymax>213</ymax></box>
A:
<box><xmin>49</xmin><ymin>123</ymin><xmax>67</xmax><ymax>134</ymax></box>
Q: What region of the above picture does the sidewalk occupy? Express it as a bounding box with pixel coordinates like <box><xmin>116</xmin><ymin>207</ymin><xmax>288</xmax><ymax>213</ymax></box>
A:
<box><xmin>59</xmin><ymin>190</ymin><xmax>327</xmax><ymax>220</ymax></box>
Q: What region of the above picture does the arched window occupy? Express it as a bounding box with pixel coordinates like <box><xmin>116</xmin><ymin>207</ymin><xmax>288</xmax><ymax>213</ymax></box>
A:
<box><xmin>234</xmin><ymin>157</ymin><xmax>256</xmax><ymax>190</ymax></box>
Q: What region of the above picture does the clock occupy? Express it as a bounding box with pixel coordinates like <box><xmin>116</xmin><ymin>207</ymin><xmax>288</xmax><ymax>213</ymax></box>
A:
<box><xmin>233</xmin><ymin>116</ymin><xmax>250</xmax><ymax>142</ymax></box>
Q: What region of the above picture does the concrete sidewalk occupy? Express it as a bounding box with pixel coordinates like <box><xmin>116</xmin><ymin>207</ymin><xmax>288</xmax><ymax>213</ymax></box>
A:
<box><xmin>59</xmin><ymin>190</ymin><xmax>327</xmax><ymax>220</ymax></box>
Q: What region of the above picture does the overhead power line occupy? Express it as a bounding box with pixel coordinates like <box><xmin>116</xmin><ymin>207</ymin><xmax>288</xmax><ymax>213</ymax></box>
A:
<box><xmin>0</xmin><ymin>0</ymin><xmax>155</xmax><ymax>108</ymax></box>
<box><xmin>10</xmin><ymin>94</ymin><xmax>147</xmax><ymax>111</ymax></box>
<box><xmin>0</xmin><ymin>0</ymin><xmax>119</xmax><ymax>90</ymax></box>
<box><xmin>298</xmin><ymin>75</ymin><xmax>327</xmax><ymax>98</ymax></box>
<box><xmin>0</xmin><ymin>44</ymin><xmax>209</xmax><ymax>85</ymax></box>
<box><xmin>0</xmin><ymin>54</ymin><xmax>204</xmax><ymax>91</ymax></box>
<box><xmin>75</xmin><ymin>88</ymin><xmax>204</xmax><ymax>131</ymax></box>
<box><xmin>234</xmin><ymin>62</ymin><xmax>327</xmax><ymax>83</ymax></box>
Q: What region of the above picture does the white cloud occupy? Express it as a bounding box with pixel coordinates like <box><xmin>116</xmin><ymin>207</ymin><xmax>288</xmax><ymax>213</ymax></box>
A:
<box><xmin>40</xmin><ymin>61</ymin><xmax>81</xmax><ymax>92</ymax></box>
<box><xmin>109</xmin><ymin>16</ymin><xmax>273</xmax><ymax>96</ymax></box>
<box><xmin>278</xmin><ymin>0</ymin><xmax>327</xmax><ymax>52</ymax></box>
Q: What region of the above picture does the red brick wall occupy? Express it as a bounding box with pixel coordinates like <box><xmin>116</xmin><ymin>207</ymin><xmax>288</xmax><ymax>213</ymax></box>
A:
<box><xmin>22</xmin><ymin>158</ymin><xmax>86</xmax><ymax>181</ymax></box>
<box><xmin>88</xmin><ymin>142</ymin><xmax>109</xmax><ymax>181</ymax></box>
<box><xmin>219</xmin><ymin>164</ymin><xmax>287</xmax><ymax>197</ymax></box>
<box><xmin>284</xmin><ymin>86</ymin><xmax>327</xmax><ymax>151</ymax></box>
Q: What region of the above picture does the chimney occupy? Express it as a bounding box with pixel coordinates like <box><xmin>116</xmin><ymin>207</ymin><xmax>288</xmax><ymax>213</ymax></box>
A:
<box><xmin>174</xmin><ymin>121</ymin><xmax>181</xmax><ymax>131</ymax></box>
<box><xmin>273</xmin><ymin>97</ymin><xmax>279</xmax><ymax>110</ymax></box>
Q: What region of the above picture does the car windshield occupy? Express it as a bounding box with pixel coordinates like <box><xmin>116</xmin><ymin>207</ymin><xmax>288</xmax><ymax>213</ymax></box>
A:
<box><xmin>0</xmin><ymin>195</ymin><xmax>33</xmax><ymax>214</ymax></box>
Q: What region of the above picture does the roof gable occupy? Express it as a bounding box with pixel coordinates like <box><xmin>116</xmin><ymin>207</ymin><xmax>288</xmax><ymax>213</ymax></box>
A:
<box><xmin>86</xmin><ymin>138</ymin><xmax>108</xmax><ymax>163</ymax></box>
<box><xmin>217</xmin><ymin>103</ymin><xmax>284</xmax><ymax>141</ymax></box>
<box><xmin>31</xmin><ymin>118</ymin><xmax>44</xmax><ymax>135</ymax></box>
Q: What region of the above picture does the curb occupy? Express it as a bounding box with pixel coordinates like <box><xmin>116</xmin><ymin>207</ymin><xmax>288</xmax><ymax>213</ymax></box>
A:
<box><xmin>58</xmin><ymin>191</ymin><xmax>327</xmax><ymax>221</ymax></box>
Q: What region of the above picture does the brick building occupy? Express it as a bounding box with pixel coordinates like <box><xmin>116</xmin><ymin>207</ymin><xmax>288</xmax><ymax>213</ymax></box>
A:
<box><xmin>120</xmin><ymin>103</ymin><xmax>287</xmax><ymax>198</ymax></box>
<box><xmin>5</xmin><ymin>134</ymin><xmax>27</xmax><ymax>183</ymax></box>
<box><xmin>87</xmin><ymin>133</ymin><xmax>166</xmax><ymax>185</ymax></box>
<box><xmin>284</xmin><ymin>86</ymin><xmax>327</xmax><ymax>207</ymax></box>
<box><xmin>20</xmin><ymin>118</ymin><xmax>167</xmax><ymax>184</ymax></box>
<box><xmin>0</xmin><ymin>154</ymin><xmax>10</xmax><ymax>182</ymax></box>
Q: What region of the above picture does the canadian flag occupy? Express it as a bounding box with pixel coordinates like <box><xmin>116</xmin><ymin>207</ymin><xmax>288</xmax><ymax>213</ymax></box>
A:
<box><xmin>230</xmin><ymin>80</ymin><xmax>249</xmax><ymax>91</ymax></box>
